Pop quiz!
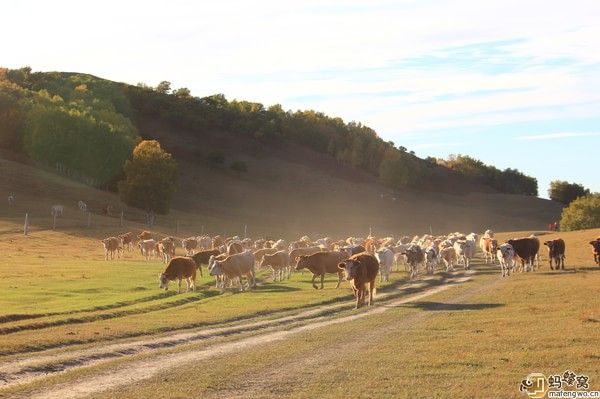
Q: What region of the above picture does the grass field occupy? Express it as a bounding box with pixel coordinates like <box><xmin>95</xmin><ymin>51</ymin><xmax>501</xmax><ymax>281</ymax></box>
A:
<box><xmin>0</xmin><ymin>221</ymin><xmax>599</xmax><ymax>398</ymax></box>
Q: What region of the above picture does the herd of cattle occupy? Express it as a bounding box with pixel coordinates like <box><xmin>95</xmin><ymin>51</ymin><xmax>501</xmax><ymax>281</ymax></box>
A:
<box><xmin>98</xmin><ymin>229</ymin><xmax>596</xmax><ymax>309</ymax></box>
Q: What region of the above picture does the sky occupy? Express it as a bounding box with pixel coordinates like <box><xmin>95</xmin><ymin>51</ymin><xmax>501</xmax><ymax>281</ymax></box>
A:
<box><xmin>3</xmin><ymin>0</ymin><xmax>600</xmax><ymax>197</ymax></box>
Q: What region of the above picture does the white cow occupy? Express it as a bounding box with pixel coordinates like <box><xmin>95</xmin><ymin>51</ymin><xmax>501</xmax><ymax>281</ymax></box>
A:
<box><xmin>375</xmin><ymin>247</ymin><xmax>394</xmax><ymax>282</ymax></box>
<box><xmin>497</xmin><ymin>243</ymin><xmax>515</xmax><ymax>277</ymax></box>
<box><xmin>196</xmin><ymin>235</ymin><xmax>213</xmax><ymax>250</ymax></box>
<box><xmin>51</xmin><ymin>205</ymin><xmax>64</xmax><ymax>217</ymax></box>
<box><xmin>439</xmin><ymin>246</ymin><xmax>457</xmax><ymax>272</ymax></box>
<box><xmin>139</xmin><ymin>239</ymin><xmax>156</xmax><ymax>260</ymax></box>
<box><xmin>78</xmin><ymin>200</ymin><xmax>87</xmax><ymax>212</ymax></box>
<box><xmin>424</xmin><ymin>246</ymin><xmax>438</xmax><ymax>275</ymax></box>
<box><xmin>453</xmin><ymin>240</ymin><xmax>469</xmax><ymax>269</ymax></box>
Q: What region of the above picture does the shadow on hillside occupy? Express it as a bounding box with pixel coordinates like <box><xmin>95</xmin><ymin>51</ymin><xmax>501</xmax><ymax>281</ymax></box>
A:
<box><xmin>404</xmin><ymin>301</ymin><xmax>504</xmax><ymax>311</ymax></box>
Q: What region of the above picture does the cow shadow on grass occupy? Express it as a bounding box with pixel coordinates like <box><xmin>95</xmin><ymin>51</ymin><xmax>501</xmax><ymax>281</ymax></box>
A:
<box><xmin>403</xmin><ymin>301</ymin><xmax>505</xmax><ymax>311</ymax></box>
<box><xmin>253</xmin><ymin>283</ymin><xmax>301</xmax><ymax>293</ymax></box>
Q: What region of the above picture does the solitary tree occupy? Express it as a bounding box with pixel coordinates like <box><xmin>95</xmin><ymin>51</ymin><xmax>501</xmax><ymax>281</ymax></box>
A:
<box><xmin>548</xmin><ymin>180</ymin><xmax>590</xmax><ymax>205</ymax></box>
<box><xmin>118</xmin><ymin>140</ymin><xmax>178</xmax><ymax>214</ymax></box>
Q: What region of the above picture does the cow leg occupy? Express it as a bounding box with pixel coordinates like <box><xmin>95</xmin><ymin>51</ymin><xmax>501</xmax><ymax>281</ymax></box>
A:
<box><xmin>336</xmin><ymin>271</ymin><xmax>343</xmax><ymax>288</ymax></box>
<box><xmin>178</xmin><ymin>278</ymin><xmax>182</xmax><ymax>293</ymax></box>
<box><xmin>311</xmin><ymin>274</ymin><xmax>319</xmax><ymax>289</ymax></box>
<box><xmin>239</xmin><ymin>275</ymin><xmax>245</xmax><ymax>292</ymax></box>
<box><xmin>368</xmin><ymin>281</ymin><xmax>375</xmax><ymax>306</ymax></box>
<box><xmin>320</xmin><ymin>273</ymin><xmax>325</xmax><ymax>289</ymax></box>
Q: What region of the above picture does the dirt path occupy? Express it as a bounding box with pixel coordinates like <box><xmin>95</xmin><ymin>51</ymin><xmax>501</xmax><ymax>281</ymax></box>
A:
<box><xmin>4</xmin><ymin>276</ymin><xmax>473</xmax><ymax>399</ymax></box>
<box><xmin>0</xmin><ymin>274</ymin><xmax>453</xmax><ymax>387</ymax></box>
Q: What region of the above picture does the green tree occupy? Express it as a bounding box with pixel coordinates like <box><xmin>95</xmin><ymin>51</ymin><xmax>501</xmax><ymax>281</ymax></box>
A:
<box><xmin>548</xmin><ymin>180</ymin><xmax>590</xmax><ymax>205</ymax></box>
<box><xmin>155</xmin><ymin>81</ymin><xmax>171</xmax><ymax>94</ymax></box>
<box><xmin>560</xmin><ymin>194</ymin><xmax>600</xmax><ymax>231</ymax></box>
<box><xmin>118</xmin><ymin>140</ymin><xmax>178</xmax><ymax>214</ymax></box>
<box><xmin>230</xmin><ymin>160</ymin><xmax>248</xmax><ymax>176</ymax></box>
<box><xmin>173</xmin><ymin>87</ymin><xmax>191</xmax><ymax>98</ymax></box>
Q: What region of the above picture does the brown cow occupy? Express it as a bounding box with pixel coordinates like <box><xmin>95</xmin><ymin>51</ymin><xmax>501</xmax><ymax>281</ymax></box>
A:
<box><xmin>295</xmin><ymin>251</ymin><xmax>346</xmax><ymax>289</ymax></box>
<box><xmin>543</xmin><ymin>239</ymin><xmax>565</xmax><ymax>270</ymax></box>
<box><xmin>158</xmin><ymin>257</ymin><xmax>196</xmax><ymax>293</ymax></box>
<box><xmin>212</xmin><ymin>235</ymin><xmax>225</xmax><ymax>249</ymax></box>
<box><xmin>209</xmin><ymin>251</ymin><xmax>255</xmax><ymax>292</ymax></box>
<box><xmin>160</xmin><ymin>237</ymin><xmax>176</xmax><ymax>263</ymax></box>
<box><xmin>182</xmin><ymin>237</ymin><xmax>198</xmax><ymax>256</ymax></box>
<box><xmin>507</xmin><ymin>237</ymin><xmax>540</xmax><ymax>272</ymax></box>
<box><xmin>227</xmin><ymin>241</ymin><xmax>244</xmax><ymax>255</ymax></box>
<box><xmin>253</xmin><ymin>247</ymin><xmax>279</xmax><ymax>264</ymax></box>
<box><xmin>260</xmin><ymin>251</ymin><xmax>291</xmax><ymax>281</ymax></box>
<box><xmin>479</xmin><ymin>237</ymin><xmax>498</xmax><ymax>264</ymax></box>
<box><xmin>364</xmin><ymin>239</ymin><xmax>377</xmax><ymax>255</ymax></box>
<box><xmin>138</xmin><ymin>230</ymin><xmax>153</xmax><ymax>241</ymax></box>
<box><xmin>590</xmin><ymin>240</ymin><xmax>600</xmax><ymax>266</ymax></box>
<box><xmin>190</xmin><ymin>249</ymin><xmax>221</xmax><ymax>277</ymax></box>
<box><xmin>119</xmin><ymin>232</ymin><xmax>135</xmax><ymax>252</ymax></box>
<box><xmin>338</xmin><ymin>253</ymin><xmax>379</xmax><ymax>309</ymax></box>
<box><xmin>289</xmin><ymin>246</ymin><xmax>322</xmax><ymax>262</ymax></box>
<box><xmin>101</xmin><ymin>237</ymin><xmax>122</xmax><ymax>260</ymax></box>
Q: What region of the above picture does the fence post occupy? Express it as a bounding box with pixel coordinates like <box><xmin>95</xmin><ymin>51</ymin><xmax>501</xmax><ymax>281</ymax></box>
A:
<box><xmin>53</xmin><ymin>213</ymin><xmax>57</xmax><ymax>230</ymax></box>
<box><xmin>24</xmin><ymin>213</ymin><xmax>29</xmax><ymax>236</ymax></box>
<box><xmin>87</xmin><ymin>212</ymin><xmax>92</xmax><ymax>228</ymax></box>
<box><xmin>120</xmin><ymin>211</ymin><xmax>124</xmax><ymax>227</ymax></box>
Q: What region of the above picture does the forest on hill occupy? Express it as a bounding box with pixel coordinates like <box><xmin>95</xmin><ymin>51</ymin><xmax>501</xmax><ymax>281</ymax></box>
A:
<box><xmin>0</xmin><ymin>66</ymin><xmax>538</xmax><ymax>201</ymax></box>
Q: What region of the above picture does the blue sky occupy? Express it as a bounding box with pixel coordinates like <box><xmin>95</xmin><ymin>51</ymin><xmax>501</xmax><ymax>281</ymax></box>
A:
<box><xmin>3</xmin><ymin>0</ymin><xmax>600</xmax><ymax>197</ymax></box>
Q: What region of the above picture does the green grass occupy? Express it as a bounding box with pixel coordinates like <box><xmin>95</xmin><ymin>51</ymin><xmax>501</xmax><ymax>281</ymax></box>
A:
<box><xmin>82</xmin><ymin>264</ymin><xmax>600</xmax><ymax>399</ymax></box>
<box><xmin>0</xmin><ymin>224</ymin><xmax>419</xmax><ymax>357</ymax></box>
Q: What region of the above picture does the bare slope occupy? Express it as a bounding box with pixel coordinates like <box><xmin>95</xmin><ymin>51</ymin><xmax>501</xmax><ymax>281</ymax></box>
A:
<box><xmin>0</xmin><ymin>137</ymin><xmax>561</xmax><ymax>239</ymax></box>
<box><xmin>135</xmin><ymin>116</ymin><xmax>562</xmax><ymax>237</ymax></box>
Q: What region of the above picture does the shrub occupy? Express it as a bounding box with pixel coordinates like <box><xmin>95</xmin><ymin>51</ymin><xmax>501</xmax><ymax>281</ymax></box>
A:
<box><xmin>559</xmin><ymin>194</ymin><xmax>600</xmax><ymax>231</ymax></box>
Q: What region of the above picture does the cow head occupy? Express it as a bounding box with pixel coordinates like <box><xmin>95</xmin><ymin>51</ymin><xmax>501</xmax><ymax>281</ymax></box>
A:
<box><xmin>543</xmin><ymin>240</ymin><xmax>554</xmax><ymax>250</ymax></box>
<box><xmin>337</xmin><ymin>259</ymin><xmax>362</xmax><ymax>281</ymax></box>
<box><xmin>497</xmin><ymin>243</ymin><xmax>514</xmax><ymax>259</ymax></box>
<box><xmin>295</xmin><ymin>255</ymin><xmax>309</xmax><ymax>271</ymax></box>
<box><xmin>209</xmin><ymin>260</ymin><xmax>222</xmax><ymax>276</ymax></box>
<box><xmin>158</xmin><ymin>273</ymin><xmax>169</xmax><ymax>290</ymax></box>
<box><xmin>589</xmin><ymin>240</ymin><xmax>600</xmax><ymax>252</ymax></box>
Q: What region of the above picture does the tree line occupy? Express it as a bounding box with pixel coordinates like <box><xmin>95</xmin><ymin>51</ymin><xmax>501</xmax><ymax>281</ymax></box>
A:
<box><xmin>125</xmin><ymin>80</ymin><xmax>538</xmax><ymax>195</ymax></box>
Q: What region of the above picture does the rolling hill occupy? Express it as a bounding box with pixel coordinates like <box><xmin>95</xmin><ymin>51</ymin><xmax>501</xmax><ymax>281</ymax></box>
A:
<box><xmin>0</xmin><ymin>68</ymin><xmax>563</xmax><ymax>238</ymax></box>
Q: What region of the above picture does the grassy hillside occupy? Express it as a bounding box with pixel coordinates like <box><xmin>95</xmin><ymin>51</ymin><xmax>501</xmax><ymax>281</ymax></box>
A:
<box><xmin>0</xmin><ymin>67</ymin><xmax>562</xmax><ymax>235</ymax></box>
